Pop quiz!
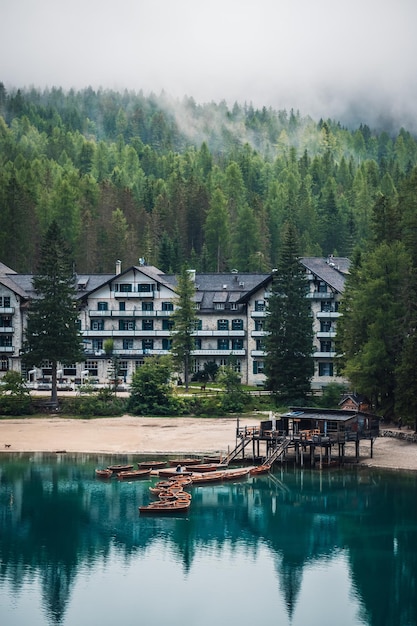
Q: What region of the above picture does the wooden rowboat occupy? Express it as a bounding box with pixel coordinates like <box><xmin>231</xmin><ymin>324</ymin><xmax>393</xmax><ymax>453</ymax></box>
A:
<box><xmin>139</xmin><ymin>500</ymin><xmax>191</xmax><ymax>515</ymax></box>
<box><xmin>117</xmin><ymin>468</ymin><xmax>151</xmax><ymax>480</ymax></box>
<box><xmin>184</xmin><ymin>463</ymin><xmax>221</xmax><ymax>472</ymax></box>
<box><xmin>138</xmin><ymin>460</ymin><xmax>167</xmax><ymax>469</ymax></box>
<box><xmin>222</xmin><ymin>467</ymin><xmax>251</xmax><ymax>481</ymax></box>
<box><xmin>107</xmin><ymin>464</ymin><xmax>133</xmax><ymax>473</ymax></box>
<box><xmin>157</xmin><ymin>468</ymin><xmax>194</xmax><ymax>478</ymax></box>
<box><xmin>169</xmin><ymin>458</ymin><xmax>202</xmax><ymax>467</ymax></box>
<box><xmin>250</xmin><ymin>465</ymin><xmax>270</xmax><ymax>475</ymax></box>
<box><xmin>190</xmin><ymin>471</ymin><xmax>226</xmax><ymax>484</ymax></box>
<box><xmin>95</xmin><ymin>468</ymin><xmax>113</xmax><ymax>479</ymax></box>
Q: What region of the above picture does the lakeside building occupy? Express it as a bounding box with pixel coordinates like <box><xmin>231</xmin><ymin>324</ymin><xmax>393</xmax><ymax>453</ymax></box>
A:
<box><xmin>0</xmin><ymin>256</ymin><xmax>349</xmax><ymax>391</ymax></box>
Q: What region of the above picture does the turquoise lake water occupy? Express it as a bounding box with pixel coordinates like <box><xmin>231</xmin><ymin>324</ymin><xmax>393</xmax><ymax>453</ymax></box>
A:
<box><xmin>0</xmin><ymin>453</ymin><xmax>416</xmax><ymax>626</ymax></box>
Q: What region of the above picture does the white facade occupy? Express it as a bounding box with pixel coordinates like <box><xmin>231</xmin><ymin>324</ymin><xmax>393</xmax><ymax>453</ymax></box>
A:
<box><xmin>0</xmin><ymin>258</ymin><xmax>349</xmax><ymax>391</ymax></box>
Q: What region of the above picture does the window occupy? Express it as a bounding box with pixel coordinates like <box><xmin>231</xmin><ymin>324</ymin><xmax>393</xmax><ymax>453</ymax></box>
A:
<box><xmin>255</xmin><ymin>320</ymin><xmax>264</xmax><ymax>331</ymax></box>
<box><xmin>230</xmin><ymin>303</ymin><xmax>238</xmax><ymax>311</ymax></box>
<box><xmin>85</xmin><ymin>360</ymin><xmax>98</xmax><ymax>376</ymax></box>
<box><xmin>123</xmin><ymin>339</ymin><xmax>133</xmax><ymax>350</ymax></box>
<box><xmin>0</xmin><ymin>296</ymin><xmax>11</xmax><ymax>308</ymax></box>
<box><xmin>217</xmin><ymin>338</ymin><xmax>229</xmax><ymax>350</ymax></box>
<box><xmin>320</xmin><ymin>340</ymin><xmax>332</xmax><ymax>353</ymax></box>
<box><xmin>142</xmin><ymin>302</ymin><xmax>154</xmax><ymax>311</ymax></box>
<box><xmin>256</xmin><ymin>339</ymin><xmax>265</xmax><ymax>351</ymax></box>
<box><xmin>0</xmin><ymin>337</ymin><xmax>12</xmax><ymax>347</ymax></box>
<box><xmin>255</xmin><ymin>300</ymin><xmax>265</xmax><ymax>311</ymax></box>
<box><xmin>119</xmin><ymin>283</ymin><xmax>132</xmax><ymax>292</ymax></box>
<box><xmin>162</xmin><ymin>319</ymin><xmax>174</xmax><ymax>331</ymax></box>
<box><xmin>135</xmin><ymin>359</ymin><xmax>145</xmax><ymax>369</ymax></box>
<box><xmin>91</xmin><ymin>320</ymin><xmax>104</xmax><ymax>331</ymax></box>
<box><xmin>162</xmin><ymin>301</ymin><xmax>174</xmax><ymax>311</ymax></box>
<box><xmin>119</xmin><ymin>320</ymin><xmax>135</xmax><ymax>331</ymax></box>
<box><xmin>319</xmin><ymin>362</ymin><xmax>334</xmax><ymax>376</ymax></box>
<box><xmin>0</xmin><ymin>356</ymin><xmax>8</xmax><ymax>371</ymax></box>
<box><xmin>318</xmin><ymin>281</ymin><xmax>327</xmax><ymax>293</ymax></box>
<box><xmin>194</xmin><ymin>338</ymin><xmax>202</xmax><ymax>349</ymax></box>
<box><xmin>142</xmin><ymin>319</ymin><xmax>154</xmax><ymax>330</ymax></box>
<box><xmin>92</xmin><ymin>339</ymin><xmax>103</xmax><ymax>351</ymax></box>
<box><xmin>234</xmin><ymin>360</ymin><xmax>242</xmax><ymax>373</ymax></box>
<box><xmin>320</xmin><ymin>321</ymin><xmax>332</xmax><ymax>332</ymax></box>
<box><xmin>194</xmin><ymin>319</ymin><xmax>202</xmax><ymax>330</ymax></box>
<box><xmin>162</xmin><ymin>338</ymin><xmax>172</xmax><ymax>350</ymax></box>
<box><xmin>138</xmin><ymin>283</ymin><xmax>151</xmax><ymax>292</ymax></box>
<box><xmin>142</xmin><ymin>339</ymin><xmax>154</xmax><ymax>351</ymax></box>
<box><xmin>0</xmin><ymin>316</ymin><xmax>11</xmax><ymax>327</ymax></box>
<box><xmin>232</xmin><ymin>319</ymin><xmax>243</xmax><ymax>330</ymax></box>
<box><xmin>217</xmin><ymin>319</ymin><xmax>229</xmax><ymax>330</ymax></box>
<box><xmin>98</xmin><ymin>302</ymin><xmax>108</xmax><ymax>311</ymax></box>
<box><xmin>215</xmin><ymin>303</ymin><xmax>225</xmax><ymax>310</ymax></box>
<box><xmin>253</xmin><ymin>360</ymin><xmax>265</xmax><ymax>374</ymax></box>
<box><xmin>119</xmin><ymin>361</ymin><xmax>128</xmax><ymax>381</ymax></box>
<box><xmin>119</xmin><ymin>301</ymin><xmax>126</xmax><ymax>311</ymax></box>
<box><xmin>232</xmin><ymin>338</ymin><xmax>243</xmax><ymax>350</ymax></box>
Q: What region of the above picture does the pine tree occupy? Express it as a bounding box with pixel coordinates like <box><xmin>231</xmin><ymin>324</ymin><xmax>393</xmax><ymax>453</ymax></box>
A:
<box><xmin>22</xmin><ymin>221</ymin><xmax>84</xmax><ymax>406</ymax></box>
<box><xmin>264</xmin><ymin>222</ymin><xmax>314</xmax><ymax>404</ymax></box>
<box><xmin>170</xmin><ymin>266</ymin><xmax>198</xmax><ymax>390</ymax></box>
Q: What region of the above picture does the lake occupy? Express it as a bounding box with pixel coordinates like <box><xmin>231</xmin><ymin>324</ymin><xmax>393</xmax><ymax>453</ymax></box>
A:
<box><xmin>0</xmin><ymin>453</ymin><xmax>416</xmax><ymax>626</ymax></box>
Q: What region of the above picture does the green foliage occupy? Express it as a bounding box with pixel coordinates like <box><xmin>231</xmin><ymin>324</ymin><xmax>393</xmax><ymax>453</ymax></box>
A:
<box><xmin>3</xmin><ymin>84</ymin><xmax>417</xmax><ymax>274</ymax></box>
<box><xmin>215</xmin><ymin>365</ymin><xmax>249</xmax><ymax>413</ymax></box>
<box><xmin>0</xmin><ymin>372</ymin><xmax>32</xmax><ymax>415</ymax></box>
<box><xmin>59</xmin><ymin>392</ymin><xmax>127</xmax><ymax>417</ymax></box>
<box><xmin>170</xmin><ymin>266</ymin><xmax>198</xmax><ymax>389</ymax></box>
<box><xmin>22</xmin><ymin>221</ymin><xmax>84</xmax><ymax>405</ymax></box>
<box><xmin>264</xmin><ymin>222</ymin><xmax>314</xmax><ymax>404</ymax></box>
<box><xmin>127</xmin><ymin>356</ymin><xmax>184</xmax><ymax>415</ymax></box>
<box><xmin>315</xmin><ymin>383</ymin><xmax>348</xmax><ymax>409</ymax></box>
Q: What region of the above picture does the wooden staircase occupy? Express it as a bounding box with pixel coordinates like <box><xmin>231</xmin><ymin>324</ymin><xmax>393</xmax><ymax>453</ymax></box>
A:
<box><xmin>219</xmin><ymin>437</ymin><xmax>253</xmax><ymax>466</ymax></box>
<box><xmin>263</xmin><ymin>437</ymin><xmax>291</xmax><ymax>468</ymax></box>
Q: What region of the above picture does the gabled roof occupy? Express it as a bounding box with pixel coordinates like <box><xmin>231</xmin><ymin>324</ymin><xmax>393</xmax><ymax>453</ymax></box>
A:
<box><xmin>0</xmin><ymin>275</ymin><xmax>29</xmax><ymax>299</ymax></box>
<box><xmin>300</xmin><ymin>256</ymin><xmax>350</xmax><ymax>293</ymax></box>
<box><xmin>0</xmin><ymin>262</ymin><xmax>16</xmax><ymax>275</ymax></box>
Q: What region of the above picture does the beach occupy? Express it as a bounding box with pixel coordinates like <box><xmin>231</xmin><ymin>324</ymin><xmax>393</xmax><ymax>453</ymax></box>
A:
<box><xmin>0</xmin><ymin>416</ymin><xmax>416</xmax><ymax>471</ymax></box>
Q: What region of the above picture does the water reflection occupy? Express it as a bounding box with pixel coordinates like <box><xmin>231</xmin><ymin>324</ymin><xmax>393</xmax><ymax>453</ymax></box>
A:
<box><xmin>0</xmin><ymin>454</ymin><xmax>416</xmax><ymax>626</ymax></box>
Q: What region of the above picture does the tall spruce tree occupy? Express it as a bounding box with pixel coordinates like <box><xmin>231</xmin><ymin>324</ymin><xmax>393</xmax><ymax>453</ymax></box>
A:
<box><xmin>170</xmin><ymin>266</ymin><xmax>198</xmax><ymax>390</ymax></box>
<box><xmin>264</xmin><ymin>222</ymin><xmax>314</xmax><ymax>404</ymax></box>
<box><xmin>22</xmin><ymin>221</ymin><xmax>84</xmax><ymax>407</ymax></box>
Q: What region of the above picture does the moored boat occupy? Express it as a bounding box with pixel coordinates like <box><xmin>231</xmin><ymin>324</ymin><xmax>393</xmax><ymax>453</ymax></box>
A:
<box><xmin>222</xmin><ymin>467</ymin><xmax>251</xmax><ymax>481</ymax></box>
<box><xmin>250</xmin><ymin>464</ymin><xmax>270</xmax><ymax>475</ymax></box>
<box><xmin>139</xmin><ymin>500</ymin><xmax>191</xmax><ymax>515</ymax></box>
<box><xmin>169</xmin><ymin>458</ymin><xmax>202</xmax><ymax>467</ymax></box>
<box><xmin>138</xmin><ymin>460</ymin><xmax>167</xmax><ymax>469</ymax></box>
<box><xmin>95</xmin><ymin>468</ymin><xmax>113</xmax><ymax>479</ymax></box>
<box><xmin>184</xmin><ymin>463</ymin><xmax>221</xmax><ymax>472</ymax></box>
<box><xmin>117</xmin><ymin>468</ymin><xmax>151</xmax><ymax>480</ymax></box>
<box><xmin>107</xmin><ymin>464</ymin><xmax>134</xmax><ymax>473</ymax></box>
<box><xmin>157</xmin><ymin>468</ymin><xmax>194</xmax><ymax>478</ymax></box>
<box><xmin>190</xmin><ymin>470</ymin><xmax>226</xmax><ymax>484</ymax></box>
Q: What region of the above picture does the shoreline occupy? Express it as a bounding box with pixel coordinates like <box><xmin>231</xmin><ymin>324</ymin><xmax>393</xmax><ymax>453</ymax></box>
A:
<box><xmin>1</xmin><ymin>416</ymin><xmax>417</xmax><ymax>472</ymax></box>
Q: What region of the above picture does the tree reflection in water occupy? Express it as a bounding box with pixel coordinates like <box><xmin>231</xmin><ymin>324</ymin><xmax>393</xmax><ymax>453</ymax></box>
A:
<box><xmin>0</xmin><ymin>454</ymin><xmax>416</xmax><ymax>626</ymax></box>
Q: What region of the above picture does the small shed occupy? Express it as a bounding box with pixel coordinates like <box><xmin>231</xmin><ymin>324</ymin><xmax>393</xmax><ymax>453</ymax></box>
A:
<box><xmin>281</xmin><ymin>407</ymin><xmax>380</xmax><ymax>440</ymax></box>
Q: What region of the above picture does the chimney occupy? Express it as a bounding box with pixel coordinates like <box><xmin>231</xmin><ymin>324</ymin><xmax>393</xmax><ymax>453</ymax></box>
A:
<box><xmin>116</xmin><ymin>260</ymin><xmax>122</xmax><ymax>275</ymax></box>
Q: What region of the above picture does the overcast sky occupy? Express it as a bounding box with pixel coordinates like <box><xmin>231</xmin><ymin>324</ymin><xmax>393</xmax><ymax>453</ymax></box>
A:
<box><xmin>2</xmin><ymin>0</ymin><xmax>417</xmax><ymax>128</ymax></box>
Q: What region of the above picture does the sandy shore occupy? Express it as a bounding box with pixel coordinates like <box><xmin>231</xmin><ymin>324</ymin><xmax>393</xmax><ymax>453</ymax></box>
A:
<box><xmin>0</xmin><ymin>416</ymin><xmax>416</xmax><ymax>471</ymax></box>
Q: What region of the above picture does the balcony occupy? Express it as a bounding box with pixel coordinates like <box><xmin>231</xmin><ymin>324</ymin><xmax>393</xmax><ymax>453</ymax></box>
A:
<box><xmin>306</xmin><ymin>291</ymin><xmax>334</xmax><ymax>299</ymax></box>
<box><xmin>0</xmin><ymin>327</ymin><xmax>13</xmax><ymax>333</ymax></box>
<box><xmin>0</xmin><ymin>307</ymin><xmax>14</xmax><ymax>314</ymax></box>
<box><xmin>251</xmin><ymin>350</ymin><xmax>266</xmax><ymax>357</ymax></box>
<box><xmin>89</xmin><ymin>309</ymin><xmax>172</xmax><ymax>317</ymax></box>
<box><xmin>193</xmin><ymin>330</ymin><xmax>245</xmax><ymax>337</ymax></box>
<box><xmin>114</xmin><ymin>290</ymin><xmax>156</xmax><ymax>298</ymax></box>
<box><xmin>317</xmin><ymin>331</ymin><xmax>336</xmax><ymax>338</ymax></box>
<box><xmin>251</xmin><ymin>330</ymin><xmax>268</xmax><ymax>337</ymax></box>
<box><xmin>251</xmin><ymin>310</ymin><xmax>267</xmax><ymax>318</ymax></box>
<box><xmin>313</xmin><ymin>351</ymin><xmax>337</xmax><ymax>358</ymax></box>
<box><xmin>192</xmin><ymin>349</ymin><xmax>246</xmax><ymax>356</ymax></box>
<box><xmin>317</xmin><ymin>311</ymin><xmax>340</xmax><ymax>319</ymax></box>
<box><xmin>0</xmin><ymin>346</ymin><xmax>14</xmax><ymax>353</ymax></box>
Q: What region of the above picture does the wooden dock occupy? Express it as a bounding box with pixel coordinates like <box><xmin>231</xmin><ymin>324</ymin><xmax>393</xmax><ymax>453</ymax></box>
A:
<box><xmin>227</xmin><ymin>408</ymin><xmax>380</xmax><ymax>469</ymax></box>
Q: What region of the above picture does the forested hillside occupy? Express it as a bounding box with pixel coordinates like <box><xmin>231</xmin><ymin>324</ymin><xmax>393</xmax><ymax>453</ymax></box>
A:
<box><xmin>1</xmin><ymin>83</ymin><xmax>416</xmax><ymax>273</ymax></box>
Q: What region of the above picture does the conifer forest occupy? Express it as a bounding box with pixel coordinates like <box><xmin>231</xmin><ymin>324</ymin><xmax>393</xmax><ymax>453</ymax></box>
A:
<box><xmin>1</xmin><ymin>84</ymin><xmax>417</xmax><ymax>274</ymax></box>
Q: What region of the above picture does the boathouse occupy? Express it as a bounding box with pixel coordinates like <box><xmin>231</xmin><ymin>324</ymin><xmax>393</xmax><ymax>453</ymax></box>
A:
<box><xmin>228</xmin><ymin>408</ymin><xmax>380</xmax><ymax>468</ymax></box>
